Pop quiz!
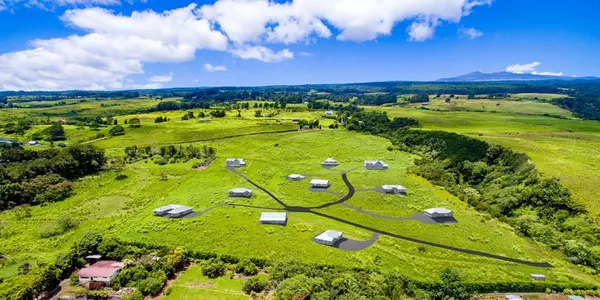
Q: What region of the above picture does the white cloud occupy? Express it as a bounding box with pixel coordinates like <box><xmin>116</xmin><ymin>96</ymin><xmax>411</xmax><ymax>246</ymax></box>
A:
<box><xmin>230</xmin><ymin>45</ymin><xmax>294</xmax><ymax>63</ymax></box>
<box><xmin>458</xmin><ymin>27</ymin><xmax>483</xmax><ymax>40</ymax></box>
<box><xmin>298</xmin><ymin>51</ymin><xmax>313</xmax><ymax>57</ymax></box>
<box><xmin>506</xmin><ymin>61</ymin><xmax>563</xmax><ymax>76</ymax></box>
<box><xmin>506</xmin><ymin>62</ymin><xmax>541</xmax><ymax>74</ymax></box>
<box><xmin>0</xmin><ymin>4</ymin><xmax>228</xmax><ymax>91</ymax></box>
<box><xmin>0</xmin><ymin>0</ymin><xmax>494</xmax><ymax>90</ymax></box>
<box><xmin>148</xmin><ymin>74</ymin><xmax>173</xmax><ymax>83</ymax></box>
<box><xmin>204</xmin><ymin>63</ymin><xmax>227</xmax><ymax>72</ymax></box>
<box><xmin>532</xmin><ymin>71</ymin><xmax>563</xmax><ymax>77</ymax></box>
<box><xmin>199</xmin><ymin>0</ymin><xmax>492</xmax><ymax>43</ymax></box>
<box><xmin>407</xmin><ymin>21</ymin><xmax>436</xmax><ymax>42</ymax></box>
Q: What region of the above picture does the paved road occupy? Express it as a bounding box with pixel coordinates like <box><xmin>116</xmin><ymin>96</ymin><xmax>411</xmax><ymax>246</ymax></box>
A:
<box><xmin>226</xmin><ymin>166</ymin><xmax>553</xmax><ymax>268</ymax></box>
<box><xmin>334</xmin><ymin>232</ymin><xmax>380</xmax><ymax>251</ymax></box>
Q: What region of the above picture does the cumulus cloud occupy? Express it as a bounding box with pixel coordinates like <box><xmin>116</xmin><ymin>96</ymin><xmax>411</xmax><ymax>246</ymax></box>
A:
<box><xmin>408</xmin><ymin>21</ymin><xmax>436</xmax><ymax>42</ymax></box>
<box><xmin>458</xmin><ymin>27</ymin><xmax>483</xmax><ymax>40</ymax></box>
<box><xmin>0</xmin><ymin>0</ymin><xmax>494</xmax><ymax>90</ymax></box>
<box><xmin>506</xmin><ymin>61</ymin><xmax>541</xmax><ymax>74</ymax></box>
<box><xmin>230</xmin><ymin>45</ymin><xmax>294</xmax><ymax>63</ymax></box>
<box><xmin>0</xmin><ymin>4</ymin><xmax>228</xmax><ymax>91</ymax></box>
<box><xmin>506</xmin><ymin>62</ymin><xmax>563</xmax><ymax>76</ymax></box>
<box><xmin>204</xmin><ymin>63</ymin><xmax>227</xmax><ymax>72</ymax></box>
<box><xmin>148</xmin><ymin>74</ymin><xmax>173</xmax><ymax>83</ymax></box>
<box><xmin>298</xmin><ymin>51</ymin><xmax>313</xmax><ymax>57</ymax></box>
<box><xmin>199</xmin><ymin>0</ymin><xmax>492</xmax><ymax>43</ymax></box>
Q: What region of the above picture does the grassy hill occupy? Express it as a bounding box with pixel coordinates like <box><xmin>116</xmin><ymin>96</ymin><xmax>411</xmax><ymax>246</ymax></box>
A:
<box><xmin>371</xmin><ymin>106</ymin><xmax>600</xmax><ymax>218</ymax></box>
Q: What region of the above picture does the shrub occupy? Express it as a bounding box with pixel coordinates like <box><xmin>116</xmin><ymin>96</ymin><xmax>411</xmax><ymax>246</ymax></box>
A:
<box><xmin>236</xmin><ymin>259</ymin><xmax>259</xmax><ymax>276</ymax></box>
<box><xmin>109</xmin><ymin>125</ymin><xmax>125</xmax><ymax>136</ymax></box>
<box><xmin>201</xmin><ymin>258</ymin><xmax>225</xmax><ymax>278</ymax></box>
<box><xmin>242</xmin><ymin>275</ymin><xmax>269</xmax><ymax>294</ymax></box>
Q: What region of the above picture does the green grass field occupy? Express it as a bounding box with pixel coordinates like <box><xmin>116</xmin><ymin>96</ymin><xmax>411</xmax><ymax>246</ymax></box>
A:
<box><xmin>164</xmin><ymin>267</ymin><xmax>247</xmax><ymax>300</ymax></box>
<box><xmin>370</xmin><ymin>106</ymin><xmax>600</xmax><ymax>217</ymax></box>
<box><xmin>417</xmin><ymin>99</ymin><xmax>574</xmax><ymax>118</ymax></box>
<box><xmin>1</xmin><ymin>129</ymin><xmax>597</xmax><ymax>287</ymax></box>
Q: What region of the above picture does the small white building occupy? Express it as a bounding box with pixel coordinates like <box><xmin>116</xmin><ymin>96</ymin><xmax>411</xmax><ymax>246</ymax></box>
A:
<box><xmin>382</xmin><ymin>185</ymin><xmax>406</xmax><ymax>195</ymax></box>
<box><xmin>287</xmin><ymin>174</ymin><xmax>306</xmax><ymax>181</ymax></box>
<box><xmin>530</xmin><ymin>274</ymin><xmax>546</xmax><ymax>281</ymax></box>
<box><xmin>324</xmin><ymin>111</ymin><xmax>334</xmax><ymax>116</ymax></box>
<box><xmin>78</xmin><ymin>261</ymin><xmax>124</xmax><ymax>284</ymax></box>
<box><xmin>28</xmin><ymin>140</ymin><xmax>39</xmax><ymax>146</ymax></box>
<box><xmin>310</xmin><ymin>179</ymin><xmax>330</xmax><ymax>188</ymax></box>
<box><xmin>321</xmin><ymin>158</ymin><xmax>339</xmax><ymax>167</ymax></box>
<box><xmin>506</xmin><ymin>295</ymin><xmax>523</xmax><ymax>300</ymax></box>
<box><xmin>229</xmin><ymin>188</ymin><xmax>252</xmax><ymax>198</ymax></box>
<box><xmin>364</xmin><ymin>160</ymin><xmax>389</xmax><ymax>170</ymax></box>
<box><xmin>424</xmin><ymin>208</ymin><xmax>453</xmax><ymax>218</ymax></box>
<box><xmin>259</xmin><ymin>212</ymin><xmax>288</xmax><ymax>225</ymax></box>
<box><xmin>314</xmin><ymin>230</ymin><xmax>343</xmax><ymax>246</ymax></box>
<box><xmin>226</xmin><ymin>158</ymin><xmax>246</xmax><ymax>167</ymax></box>
<box><xmin>154</xmin><ymin>204</ymin><xmax>193</xmax><ymax>218</ymax></box>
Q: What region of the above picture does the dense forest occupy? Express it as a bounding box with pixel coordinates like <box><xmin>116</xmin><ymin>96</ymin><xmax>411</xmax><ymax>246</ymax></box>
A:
<box><xmin>349</xmin><ymin>111</ymin><xmax>600</xmax><ymax>271</ymax></box>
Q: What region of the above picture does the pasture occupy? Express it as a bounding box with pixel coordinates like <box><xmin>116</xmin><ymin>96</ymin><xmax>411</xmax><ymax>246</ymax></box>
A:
<box><xmin>371</xmin><ymin>106</ymin><xmax>600</xmax><ymax>217</ymax></box>
<box><xmin>0</xmin><ymin>129</ymin><xmax>597</xmax><ymax>286</ymax></box>
<box><xmin>417</xmin><ymin>98</ymin><xmax>574</xmax><ymax>118</ymax></box>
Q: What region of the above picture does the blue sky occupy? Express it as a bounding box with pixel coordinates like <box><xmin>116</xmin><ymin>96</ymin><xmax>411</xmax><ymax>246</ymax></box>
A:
<box><xmin>0</xmin><ymin>0</ymin><xmax>599</xmax><ymax>90</ymax></box>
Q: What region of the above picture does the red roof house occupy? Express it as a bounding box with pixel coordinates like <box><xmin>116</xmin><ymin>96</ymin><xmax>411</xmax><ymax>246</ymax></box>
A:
<box><xmin>77</xmin><ymin>261</ymin><xmax>123</xmax><ymax>284</ymax></box>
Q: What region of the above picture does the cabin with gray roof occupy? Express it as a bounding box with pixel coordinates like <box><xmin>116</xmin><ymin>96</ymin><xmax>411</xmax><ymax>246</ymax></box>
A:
<box><xmin>259</xmin><ymin>212</ymin><xmax>287</xmax><ymax>225</ymax></box>
<box><xmin>314</xmin><ymin>230</ymin><xmax>343</xmax><ymax>246</ymax></box>
<box><xmin>229</xmin><ymin>188</ymin><xmax>252</xmax><ymax>198</ymax></box>
<box><xmin>364</xmin><ymin>160</ymin><xmax>389</xmax><ymax>170</ymax></box>
<box><xmin>424</xmin><ymin>208</ymin><xmax>453</xmax><ymax>218</ymax></box>
<box><xmin>226</xmin><ymin>158</ymin><xmax>246</xmax><ymax>167</ymax></box>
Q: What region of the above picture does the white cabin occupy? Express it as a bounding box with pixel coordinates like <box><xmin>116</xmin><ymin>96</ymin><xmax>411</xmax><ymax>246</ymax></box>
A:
<box><xmin>229</xmin><ymin>188</ymin><xmax>252</xmax><ymax>198</ymax></box>
<box><xmin>259</xmin><ymin>212</ymin><xmax>288</xmax><ymax>225</ymax></box>
<box><xmin>364</xmin><ymin>160</ymin><xmax>389</xmax><ymax>170</ymax></box>
<box><xmin>321</xmin><ymin>158</ymin><xmax>339</xmax><ymax>167</ymax></box>
<box><xmin>226</xmin><ymin>158</ymin><xmax>246</xmax><ymax>167</ymax></box>
<box><xmin>314</xmin><ymin>230</ymin><xmax>343</xmax><ymax>246</ymax></box>
<box><xmin>382</xmin><ymin>185</ymin><xmax>406</xmax><ymax>195</ymax></box>
<box><xmin>424</xmin><ymin>208</ymin><xmax>453</xmax><ymax>218</ymax></box>
<box><xmin>310</xmin><ymin>179</ymin><xmax>330</xmax><ymax>188</ymax></box>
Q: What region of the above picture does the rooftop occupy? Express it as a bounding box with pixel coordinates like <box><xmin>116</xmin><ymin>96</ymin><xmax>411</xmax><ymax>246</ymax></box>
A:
<box><xmin>230</xmin><ymin>188</ymin><xmax>252</xmax><ymax>193</ymax></box>
<box><xmin>155</xmin><ymin>204</ymin><xmax>190</xmax><ymax>212</ymax></box>
<box><xmin>260</xmin><ymin>212</ymin><xmax>287</xmax><ymax>221</ymax></box>
<box><xmin>425</xmin><ymin>208</ymin><xmax>452</xmax><ymax>214</ymax></box>
<box><xmin>324</xmin><ymin>158</ymin><xmax>337</xmax><ymax>162</ymax></box>
<box><xmin>77</xmin><ymin>261</ymin><xmax>123</xmax><ymax>278</ymax></box>
<box><xmin>315</xmin><ymin>230</ymin><xmax>343</xmax><ymax>242</ymax></box>
<box><xmin>310</xmin><ymin>179</ymin><xmax>330</xmax><ymax>185</ymax></box>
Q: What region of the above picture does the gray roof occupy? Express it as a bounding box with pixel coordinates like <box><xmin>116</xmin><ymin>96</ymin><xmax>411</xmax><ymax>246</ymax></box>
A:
<box><xmin>230</xmin><ymin>188</ymin><xmax>252</xmax><ymax>193</ymax></box>
<box><xmin>260</xmin><ymin>212</ymin><xmax>287</xmax><ymax>222</ymax></box>
<box><xmin>315</xmin><ymin>230</ymin><xmax>343</xmax><ymax>242</ymax></box>
<box><xmin>425</xmin><ymin>208</ymin><xmax>452</xmax><ymax>214</ymax></box>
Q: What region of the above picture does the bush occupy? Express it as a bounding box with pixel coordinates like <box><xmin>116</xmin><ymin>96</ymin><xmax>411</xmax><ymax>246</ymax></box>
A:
<box><xmin>128</xmin><ymin>118</ymin><xmax>141</xmax><ymax>128</ymax></box>
<box><xmin>109</xmin><ymin>125</ymin><xmax>125</xmax><ymax>136</ymax></box>
<box><xmin>242</xmin><ymin>275</ymin><xmax>269</xmax><ymax>294</ymax></box>
<box><xmin>201</xmin><ymin>258</ymin><xmax>225</xmax><ymax>278</ymax></box>
<box><xmin>236</xmin><ymin>259</ymin><xmax>259</xmax><ymax>276</ymax></box>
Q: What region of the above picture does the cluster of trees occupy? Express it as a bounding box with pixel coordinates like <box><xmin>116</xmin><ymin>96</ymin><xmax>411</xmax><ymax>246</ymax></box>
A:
<box><xmin>2</xmin><ymin>119</ymin><xmax>32</xmax><ymax>135</ymax></box>
<box><xmin>122</xmin><ymin>144</ymin><xmax>216</xmax><ymax>166</ymax></box>
<box><xmin>210</xmin><ymin>109</ymin><xmax>226</xmax><ymax>118</ymax></box>
<box><xmin>181</xmin><ymin>111</ymin><xmax>205</xmax><ymax>120</ymax></box>
<box><xmin>350</xmin><ymin>113</ymin><xmax>600</xmax><ymax>271</ymax></box>
<box><xmin>0</xmin><ymin>144</ymin><xmax>106</xmax><ymax>210</ymax></box>
<box><xmin>109</xmin><ymin>125</ymin><xmax>125</xmax><ymax>136</ymax></box>
<box><xmin>298</xmin><ymin>119</ymin><xmax>320</xmax><ymax>130</ymax></box>
<box><xmin>356</xmin><ymin>93</ymin><xmax>398</xmax><ymax>105</ymax></box>
<box><xmin>555</xmin><ymin>93</ymin><xmax>600</xmax><ymax>120</ymax></box>
<box><xmin>346</xmin><ymin>111</ymin><xmax>419</xmax><ymax>134</ymax></box>
<box><xmin>154</xmin><ymin>116</ymin><xmax>169</xmax><ymax>123</ymax></box>
<box><xmin>4</xmin><ymin>231</ymin><xmax>599</xmax><ymax>300</ymax></box>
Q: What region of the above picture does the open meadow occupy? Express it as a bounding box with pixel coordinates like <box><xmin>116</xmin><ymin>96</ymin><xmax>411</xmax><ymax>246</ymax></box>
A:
<box><xmin>1</xmin><ymin>127</ymin><xmax>598</xmax><ymax>288</ymax></box>
<box><xmin>370</xmin><ymin>106</ymin><xmax>600</xmax><ymax>217</ymax></box>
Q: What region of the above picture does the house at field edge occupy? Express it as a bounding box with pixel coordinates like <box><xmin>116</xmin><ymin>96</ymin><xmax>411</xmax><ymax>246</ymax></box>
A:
<box><xmin>321</xmin><ymin>157</ymin><xmax>339</xmax><ymax>167</ymax></box>
<box><xmin>382</xmin><ymin>185</ymin><xmax>406</xmax><ymax>195</ymax></box>
<box><xmin>364</xmin><ymin>160</ymin><xmax>389</xmax><ymax>170</ymax></box>
<box><xmin>287</xmin><ymin>174</ymin><xmax>306</xmax><ymax>181</ymax></box>
<box><xmin>302</xmin><ymin>125</ymin><xmax>311</xmax><ymax>130</ymax></box>
<box><xmin>505</xmin><ymin>295</ymin><xmax>522</xmax><ymax>300</ymax></box>
<box><xmin>28</xmin><ymin>140</ymin><xmax>39</xmax><ymax>146</ymax></box>
<box><xmin>153</xmin><ymin>204</ymin><xmax>193</xmax><ymax>218</ymax></box>
<box><xmin>314</xmin><ymin>230</ymin><xmax>343</xmax><ymax>246</ymax></box>
<box><xmin>292</xmin><ymin>118</ymin><xmax>301</xmax><ymax>122</ymax></box>
<box><xmin>530</xmin><ymin>273</ymin><xmax>546</xmax><ymax>281</ymax></box>
<box><xmin>226</xmin><ymin>158</ymin><xmax>246</xmax><ymax>167</ymax></box>
<box><xmin>325</xmin><ymin>111</ymin><xmax>334</xmax><ymax>116</ymax></box>
<box><xmin>77</xmin><ymin>261</ymin><xmax>123</xmax><ymax>284</ymax></box>
<box><xmin>0</xmin><ymin>138</ymin><xmax>18</xmax><ymax>145</ymax></box>
<box><xmin>229</xmin><ymin>188</ymin><xmax>252</xmax><ymax>198</ymax></box>
<box><xmin>259</xmin><ymin>212</ymin><xmax>287</xmax><ymax>225</ymax></box>
<box><xmin>310</xmin><ymin>179</ymin><xmax>330</xmax><ymax>188</ymax></box>
<box><xmin>567</xmin><ymin>296</ymin><xmax>585</xmax><ymax>300</ymax></box>
<box><xmin>424</xmin><ymin>208</ymin><xmax>453</xmax><ymax>218</ymax></box>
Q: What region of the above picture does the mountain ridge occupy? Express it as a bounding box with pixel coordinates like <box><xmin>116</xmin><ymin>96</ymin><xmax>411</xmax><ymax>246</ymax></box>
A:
<box><xmin>438</xmin><ymin>71</ymin><xmax>599</xmax><ymax>82</ymax></box>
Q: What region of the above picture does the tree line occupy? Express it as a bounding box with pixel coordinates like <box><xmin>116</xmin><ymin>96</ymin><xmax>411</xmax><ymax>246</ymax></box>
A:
<box><xmin>349</xmin><ymin>111</ymin><xmax>600</xmax><ymax>271</ymax></box>
<box><xmin>0</xmin><ymin>144</ymin><xmax>106</xmax><ymax>210</ymax></box>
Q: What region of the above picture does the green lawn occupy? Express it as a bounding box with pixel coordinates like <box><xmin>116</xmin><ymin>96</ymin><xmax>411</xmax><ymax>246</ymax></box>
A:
<box><xmin>417</xmin><ymin>98</ymin><xmax>574</xmax><ymax>118</ymax></box>
<box><xmin>1</xmin><ymin>130</ymin><xmax>597</xmax><ymax>287</ymax></box>
<box><xmin>164</xmin><ymin>267</ymin><xmax>247</xmax><ymax>300</ymax></box>
<box><xmin>370</xmin><ymin>106</ymin><xmax>600</xmax><ymax>217</ymax></box>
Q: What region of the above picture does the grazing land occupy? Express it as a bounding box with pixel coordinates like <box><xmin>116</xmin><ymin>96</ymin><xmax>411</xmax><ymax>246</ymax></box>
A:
<box><xmin>414</xmin><ymin>98</ymin><xmax>574</xmax><ymax>118</ymax></box>
<box><xmin>371</xmin><ymin>106</ymin><xmax>600</xmax><ymax>217</ymax></box>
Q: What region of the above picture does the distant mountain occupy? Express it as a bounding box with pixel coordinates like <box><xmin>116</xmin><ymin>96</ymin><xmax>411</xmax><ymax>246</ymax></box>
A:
<box><xmin>438</xmin><ymin>71</ymin><xmax>599</xmax><ymax>82</ymax></box>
